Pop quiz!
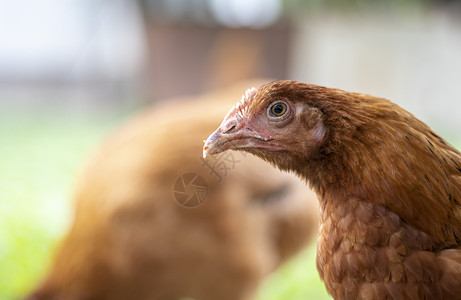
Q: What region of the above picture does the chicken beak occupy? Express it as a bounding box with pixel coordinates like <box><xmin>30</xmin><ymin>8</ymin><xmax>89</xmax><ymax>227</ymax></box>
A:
<box><xmin>203</xmin><ymin>120</ymin><xmax>248</xmax><ymax>158</ymax></box>
<box><xmin>203</xmin><ymin>118</ymin><xmax>272</xmax><ymax>158</ymax></box>
<box><xmin>203</xmin><ymin>128</ymin><xmax>225</xmax><ymax>158</ymax></box>
<box><xmin>203</xmin><ymin>108</ymin><xmax>251</xmax><ymax>158</ymax></box>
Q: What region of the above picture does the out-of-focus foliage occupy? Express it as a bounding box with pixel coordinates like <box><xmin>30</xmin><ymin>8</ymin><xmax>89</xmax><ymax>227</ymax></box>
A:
<box><xmin>256</xmin><ymin>246</ymin><xmax>332</xmax><ymax>300</ymax></box>
<box><xmin>0</xmin><ymin>110</ymin><xmax>120</xmax><ymax>300</ymax></box>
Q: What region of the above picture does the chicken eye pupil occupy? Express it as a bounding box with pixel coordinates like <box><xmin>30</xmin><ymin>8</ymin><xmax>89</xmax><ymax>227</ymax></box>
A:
<box><xmin>274</xmin><ymin>105</ymin><xmax>284</xmax><ymax>114</ymax></box>
<box><xmin>270</xmin><ymin>102</ymin><xmax>287</xmax><ymax>117</ymax></box>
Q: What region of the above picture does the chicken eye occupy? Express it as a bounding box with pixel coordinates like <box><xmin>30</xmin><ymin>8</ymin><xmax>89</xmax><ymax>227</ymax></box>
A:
<box><xmin>268</xmin><ymin>101</ymin><xmax>288</xmax><ymax>118</ymax></box>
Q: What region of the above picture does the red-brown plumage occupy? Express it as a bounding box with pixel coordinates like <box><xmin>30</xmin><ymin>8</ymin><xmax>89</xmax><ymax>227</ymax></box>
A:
<box><xmin>204</xmin><ymin>80</ymin><xmax>461</xmax><ymax>299</ymax></box>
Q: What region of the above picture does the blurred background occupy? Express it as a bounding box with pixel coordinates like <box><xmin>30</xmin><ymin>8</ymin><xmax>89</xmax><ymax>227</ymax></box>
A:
<box><xmin>1</xmin><ymin>0</ymin><xmax>460</xmax><ymax>299</ymax></box>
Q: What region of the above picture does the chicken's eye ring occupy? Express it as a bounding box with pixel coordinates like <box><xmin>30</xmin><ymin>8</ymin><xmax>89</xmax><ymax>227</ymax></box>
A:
<box><xmin>268</xmin><ymin>101</ymin><xmax>288</xmax><ymax>118</ymax></box>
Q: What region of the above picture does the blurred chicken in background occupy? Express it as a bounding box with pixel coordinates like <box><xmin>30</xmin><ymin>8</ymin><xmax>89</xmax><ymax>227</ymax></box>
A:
<box><xmin>24</xmin><ymin>79</ymin><xmax>319</xmax><ymax>300</ymax></box>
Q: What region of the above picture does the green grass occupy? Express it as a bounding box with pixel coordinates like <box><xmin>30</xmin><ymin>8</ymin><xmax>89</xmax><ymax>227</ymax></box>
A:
<box><xmin>0</xmin><ymin>109</ymin><xmax>120</xmax><ymax>299</ymax></box>
<box><xmin>255</xmin><ymin>246</ymin><xmax>331</xmax><ymax>300</ymax></box>
<box><xmin>0</xmin><ymin>108</ymin><xmax>330</xmax><ymax>300</ymax></box>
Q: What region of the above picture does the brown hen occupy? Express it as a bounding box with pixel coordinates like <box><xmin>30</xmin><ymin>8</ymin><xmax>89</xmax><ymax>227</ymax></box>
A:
<box><xmin>204</xmin><ymin>80</ymin><xmax>461</xmax><ymax>300</ymax></box>
<box><xmin>25</xmin><ymin>81</ymin><xmax>319</xmax><ymax>300</ymax></box>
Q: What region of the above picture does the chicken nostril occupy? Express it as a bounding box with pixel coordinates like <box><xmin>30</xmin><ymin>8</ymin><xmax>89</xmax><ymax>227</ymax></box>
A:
<box><xmin>223</xmin><ymin>123</ymin><xmax>237</xmax><ymax>134</ymax></box>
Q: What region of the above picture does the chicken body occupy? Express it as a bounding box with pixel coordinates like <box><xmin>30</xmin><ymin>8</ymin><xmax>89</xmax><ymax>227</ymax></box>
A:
<box><xmin>204</xmin><ymin>80</ymin><xmax>461</xmax><ymax>299</ymax></box>
<box><xmin>25</xmin><ymin>81</ymin><xmax>319</xmax><ymax>300</ymax></box>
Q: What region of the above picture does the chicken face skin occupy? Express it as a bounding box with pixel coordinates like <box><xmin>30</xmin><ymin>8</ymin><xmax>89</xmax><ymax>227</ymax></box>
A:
<box><xmin>204</xmin><ymin>85</ymin><xmax>326</xmax><ymax>172</ymax></box>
